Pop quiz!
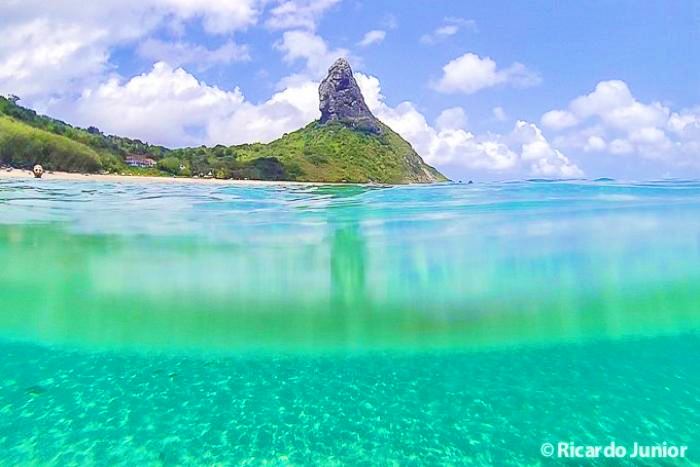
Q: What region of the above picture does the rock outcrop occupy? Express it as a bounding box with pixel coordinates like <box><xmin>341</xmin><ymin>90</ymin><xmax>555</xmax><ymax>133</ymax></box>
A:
<box><xmin>319</xmin><ymin>58</ymin><xmax>383</xmax><ymax>134</ymax></box>
<box><xmin>315</xmin><ymin>58</ymin><xmax>447</xmax><ymax>183</ymax></box>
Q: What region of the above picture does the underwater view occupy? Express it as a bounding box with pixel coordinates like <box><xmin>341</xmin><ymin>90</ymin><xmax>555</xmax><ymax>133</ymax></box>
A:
<box><xmin>1</xmin><ymin>178</ymin><xmax>699</xmax><ymax>465</ymax></box>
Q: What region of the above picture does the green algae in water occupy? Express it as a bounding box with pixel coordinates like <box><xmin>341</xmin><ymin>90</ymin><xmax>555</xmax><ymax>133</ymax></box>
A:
<box><xmin>0</xmin><ymin>178</ymin><xmax>699</xmax><ymax>464</ymax></box>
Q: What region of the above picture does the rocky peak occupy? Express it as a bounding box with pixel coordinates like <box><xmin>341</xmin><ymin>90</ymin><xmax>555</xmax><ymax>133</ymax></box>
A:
<box><xmin>319</xmin><ymin>58</ymin><xmax>382</xmax><ymax>134</ymax></box>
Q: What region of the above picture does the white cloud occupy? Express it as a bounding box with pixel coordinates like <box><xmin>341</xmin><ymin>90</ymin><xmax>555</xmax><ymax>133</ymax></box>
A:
<box><xmin>627</xmin><ymin>127</ymin><xmax>674</xmax><ymax>157</ymax></box>
<box><xmin>569</xmin><ymin>81</ymin><xmax>669</xmax><ymax>131</ymax></box>
<box><xmin>668</xmin><ymin>108</ymin><xmax>700</xmax><ymax>138</ymax></box>
<box><xmin>69</xmin><ymin>62</ymin><xmax>245</xmax><ymax>146</ymax></box>
<box><xmin>358</xmin><ymin>30</ymin><xmax>386</xmax><ymax>47</ymax></box>
<box><xmin>0</xmin><ymin>0</ymin><xmax>262</xmax><ymax>102</ymax></box>
<box><xmin>433</xmin><ymin>53</ymin><xmax>541</xmax><ymax>95</ymax></box>
<box><xmin>356</xmin><ymin>73</ymin><xmax>581</xmax><ymax>177</ymax></box>
<box><xmin>435</xmin><ymin>25</ymin><xmax>459</xmax><ymax>37</ymax></box>
<box><xmin>510</xmin><ymin>122</ymin><xmax>583</xmax><ymax>177</ymax></box>
<box><xmin>265</xmin><ymin>0</ymin><xmax>339</xmax><ymax>31</ymax></box>
<box><xmin>584</xmin><ymin>135</ymin><xmax>606</xmax><ymax>152</ymax></box>
<box><xmin>137</xmin><ymin>39</ymin><xmax>251</xmax><ymax>69</ymax></box>
<box><xmin>609</xmin><ymin>138</ymin><xmax>634</xmax><ymax>155</ymax></box>
<box><xmin>65</xmin><ymin>62</ymin><xmax>318</xmax><ymax>147</ymax></box>
<box><xmin>158</xmin><ymin>0</ymin><xmax>260</xmax><ymax>34</ymax></box>
<box><xmin>0</xmin><ymin>1</ymin><xmax>261</xmax><ymax>38</ymax></box>
<box><xmin>436</xmin><ymin>107</ymin><xmax>467</xmax><ymax>130</ymax></box>
<box><xmin>492</xmin><ymin>106</ymin><xmax>507</xmax><ymax>122</ymax></box>
<box><xmin>542</xmin><ymin>80</ymin><xmax>700</xmax><ymax>166</ymax></box>
<box><xmin>207</xmin><ymin>81</ymin><xmax>320</xmax><ymax>145</ymax></box>
<box><xmin>541</xmin><ymin>109</ymin><xmax>578</xmax><ymax>130</ymax></box>
<box><xmin>274</xmin><ymin>29</ymin><xmax>350</xmax><ymax>85</ymax></box>
<box><xmin>0</xmin><ymin>19</ymin><xmax>110</xmax><ymax>100</ymax></box>
<box><xmin>420</xmin><ymin>17</ymin><xmax>476</xmax><ymax>45</ymax></box>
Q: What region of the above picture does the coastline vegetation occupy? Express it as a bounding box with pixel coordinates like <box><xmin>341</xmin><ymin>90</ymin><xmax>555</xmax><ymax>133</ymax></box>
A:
<box><xmin>0</xmin><ymin>116</ymin><xmax>104</xmax><ymax>173</ymax></box>
<box><xmin>0</xmin><ymin>96</ymin><xmax>445</xmax><ymax>183</ymax></box>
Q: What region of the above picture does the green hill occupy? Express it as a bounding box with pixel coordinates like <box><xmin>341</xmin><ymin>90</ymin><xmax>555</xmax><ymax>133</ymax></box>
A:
<box><xmin>235</xmin><ymin>121</ymin><xmax>446</xmax><ymax>183</ymax></box>
<box><xmin>0</xmin><ymin>115</ymin><xmax>103</xmax><ymax>173</ymax></box>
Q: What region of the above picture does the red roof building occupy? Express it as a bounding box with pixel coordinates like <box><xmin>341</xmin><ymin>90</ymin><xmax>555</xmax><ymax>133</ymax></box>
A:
<box><xmin>125</xmin><ymin>155</ymin><xmax>157</xmax><ymax>168</ymax></box>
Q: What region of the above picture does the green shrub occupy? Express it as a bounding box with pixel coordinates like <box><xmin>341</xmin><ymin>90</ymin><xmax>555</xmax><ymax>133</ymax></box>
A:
<box><xmin>157</xmin><ymin>156</ymin><xmax>182</xmax><ymax>175</ymax></box>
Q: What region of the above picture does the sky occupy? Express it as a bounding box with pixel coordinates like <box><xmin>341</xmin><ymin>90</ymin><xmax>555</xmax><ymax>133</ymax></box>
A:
<box><xmin>1</xmin><ymin>0</ymin><xmax>699</xmax><ymax>181</ymax></box>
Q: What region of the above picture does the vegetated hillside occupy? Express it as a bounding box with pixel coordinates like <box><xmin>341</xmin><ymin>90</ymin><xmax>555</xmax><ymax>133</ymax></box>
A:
<box><xmin>0</xmin><ymin>96</ymin><xmax>446</xmax><ymax>183</ymax></box>
<box><xmin>235</xmin><ymin>121</ymin><xmax>447</xmax><ymax>183</ymax></box>
<box><xmin>0</xmin><ymin>116</ymin><xmax>104</xmax><ymax>173</ymax></box>
<box><xmin>0</xmin><ymin>96</ymin><xmax>164</xmax><ymax>174</ymax></box>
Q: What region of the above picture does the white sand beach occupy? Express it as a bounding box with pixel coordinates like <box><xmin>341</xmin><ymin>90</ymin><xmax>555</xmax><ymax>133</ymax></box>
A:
<box><xmin>0</xmin><ymin>167</ymin><xmax>345</xmax><ymax>186</ymax></box>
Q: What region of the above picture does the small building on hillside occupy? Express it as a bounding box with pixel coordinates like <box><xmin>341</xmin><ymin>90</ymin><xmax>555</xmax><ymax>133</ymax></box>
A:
<box><xmin>125</xmin><ymin>155</ymin><xmax>157</xmax><ymax>168</ymax></box>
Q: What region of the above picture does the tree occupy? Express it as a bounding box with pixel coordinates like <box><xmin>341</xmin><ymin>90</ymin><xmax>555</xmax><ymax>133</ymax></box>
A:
<box><xmin>157</xmin><ymin>156</ymin><xmax>182</xmax><ymax>175</ymax></box>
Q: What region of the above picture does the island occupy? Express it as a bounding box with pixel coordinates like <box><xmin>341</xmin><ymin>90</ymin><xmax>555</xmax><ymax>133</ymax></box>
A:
<box><xmin>0</xmin><ymin>59</ymin><xmax>446</xmax><ymax>184</ymax></box>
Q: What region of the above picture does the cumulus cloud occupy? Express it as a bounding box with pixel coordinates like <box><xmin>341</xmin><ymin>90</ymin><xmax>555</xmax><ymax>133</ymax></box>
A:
<box><xmin>358</xmin><ymin>30</ymin><xmax>386</xmax><ymax>47</ymax></box>
<box><xmin>584</xmin><ymin>135</ymin><xmax>606</xmax><ymax>153</ymax></box>
<box><xmin>265</xmin><ymin>0</ymin><xmax>340</xmax><ymax>31</ymax></box>
<box><xmin>206</xmin><ymin>81</ymin><xmax>320</xmax><ymax>145</ymax></box>
<box><xmin>541</xmin><ymin>109</ymin><xmax>578</xmax><ymax>130</ymax></box>
<box><xmin>433</xmin><ymin>53</ymin><xmax>541</xmax><ymax>95</ymax></box>
<box><xmin>157</xmin><ymin>0</ymin><xmax>261</xmax><ymax>34</ymax></box>
<box><xmin>137</xmin><ymin>39</ymin><xmax>251</xmax><ymax>69</ymax></box>
<box><xmin>0</xmin><ymin>1</ymin><xmax>261</xmax><ymax>37</ymax></box>
<box><xmin>420</xmin><ymin>17</ymin><xmax>477</xmax><ymax>45</ymax></box>
<box><xmin>435</xmin><ymin>107</ymin><xmax>468</xmax><ymax>130</ymax></box>
<box><xmin>65</xmin><ymin>62</ymin><xmax>318</xmax><ymax>147</ymax></box>
<box><xmin>608</xmin><ymin>138</ymin><xmax>634</xmax><ymax>155</ymax></box>
<box><xmin>569</xmin><ymin>81</ymin><xmax>669</xmax><ymax>131</ymax></box>
<box><xmin>510</xmin><ymin>122</ymin><xmax>583</xmax><ymax>177</ymax></box>
<box><xmin>0</xmin><ymin>19</ymin><xmax>111</xmax><ymax>99</ymax></box>
<box><xmin>356</xmin><ymin>73</ymin><xmax>581</xmax><ymax>177</ymax></box>
<box><xmin>543</xmin><ymin>80</ymin><xmax>700</xmax><ymax>166</ymax></box>
<box><xmin>69</xmin><ymin>62</ymin><xmax>245</xmax><ymax>146</ymax></box>
<box><xmin>0</xmin><ymin>0</ymin><xmax>262</xmax><ymax>103</ymax></box>
<box><xmin>274</xmin><ymin>29</ymin><xmax>351</xmax><ymax>85</ymax></box>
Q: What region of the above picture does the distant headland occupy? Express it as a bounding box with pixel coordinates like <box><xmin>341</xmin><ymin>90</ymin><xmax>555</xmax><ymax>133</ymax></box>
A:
<box><xmin>0</xmin><ymin>59</ymin><xmax>446</xmax><ymax>184</ymax></box>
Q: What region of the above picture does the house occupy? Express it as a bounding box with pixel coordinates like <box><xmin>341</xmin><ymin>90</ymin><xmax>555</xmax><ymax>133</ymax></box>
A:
<box><xmin>125</xmin><ymin>155</ymin><xmax>157</xmax><ymax>168</ymax></box>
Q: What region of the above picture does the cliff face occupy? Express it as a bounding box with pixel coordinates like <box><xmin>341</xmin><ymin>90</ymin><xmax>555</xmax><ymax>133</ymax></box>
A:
<box><xmin>311</xmin><ymin>58</ymin><xmax>447</xmax><ymax>183</ymax></box>
<box><xmin>319</xmin><ymin>58</ymin><xmax>383</xmax><ymax>135</ymax></box>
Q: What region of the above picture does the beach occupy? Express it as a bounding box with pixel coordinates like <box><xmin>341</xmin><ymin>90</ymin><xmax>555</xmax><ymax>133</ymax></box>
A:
<box><xmin>0</xmin><ymin>167</ymin><xmax>343</xmax><ymax>187</ymax></box>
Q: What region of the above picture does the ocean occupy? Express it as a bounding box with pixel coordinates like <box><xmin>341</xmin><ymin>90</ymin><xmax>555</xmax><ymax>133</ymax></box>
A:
<box><xmin>0</xmin><ymin>178</ymin><xmax>698</xmax><ymax>464</ymax></box>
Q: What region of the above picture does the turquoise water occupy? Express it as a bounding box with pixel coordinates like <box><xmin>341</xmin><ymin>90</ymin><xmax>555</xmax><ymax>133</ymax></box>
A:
<box><xmin>1</xmin><ymin>178</ymin><xmax>699</xmax><ymax>464</ymax></box>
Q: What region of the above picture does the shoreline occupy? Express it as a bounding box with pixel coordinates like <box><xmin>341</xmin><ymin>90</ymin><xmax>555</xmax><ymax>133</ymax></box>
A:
<box><xmin>0</xmin><ymin>167</ymin><xmax>359</xmax><ymax>187</ymax></box>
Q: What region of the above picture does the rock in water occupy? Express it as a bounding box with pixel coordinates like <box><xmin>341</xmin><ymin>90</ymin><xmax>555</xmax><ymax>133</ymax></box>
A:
<box><xmin>319</xmin><ymin>58</ymin><xmax>382</xmax><ymax>134</ymax></box>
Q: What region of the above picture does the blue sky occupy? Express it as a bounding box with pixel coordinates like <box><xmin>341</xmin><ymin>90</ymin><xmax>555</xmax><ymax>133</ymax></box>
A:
<box><xmin>1</xmin><ymin>0</ymin><xmax>699</xmax><ymax>180</ymax></box>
